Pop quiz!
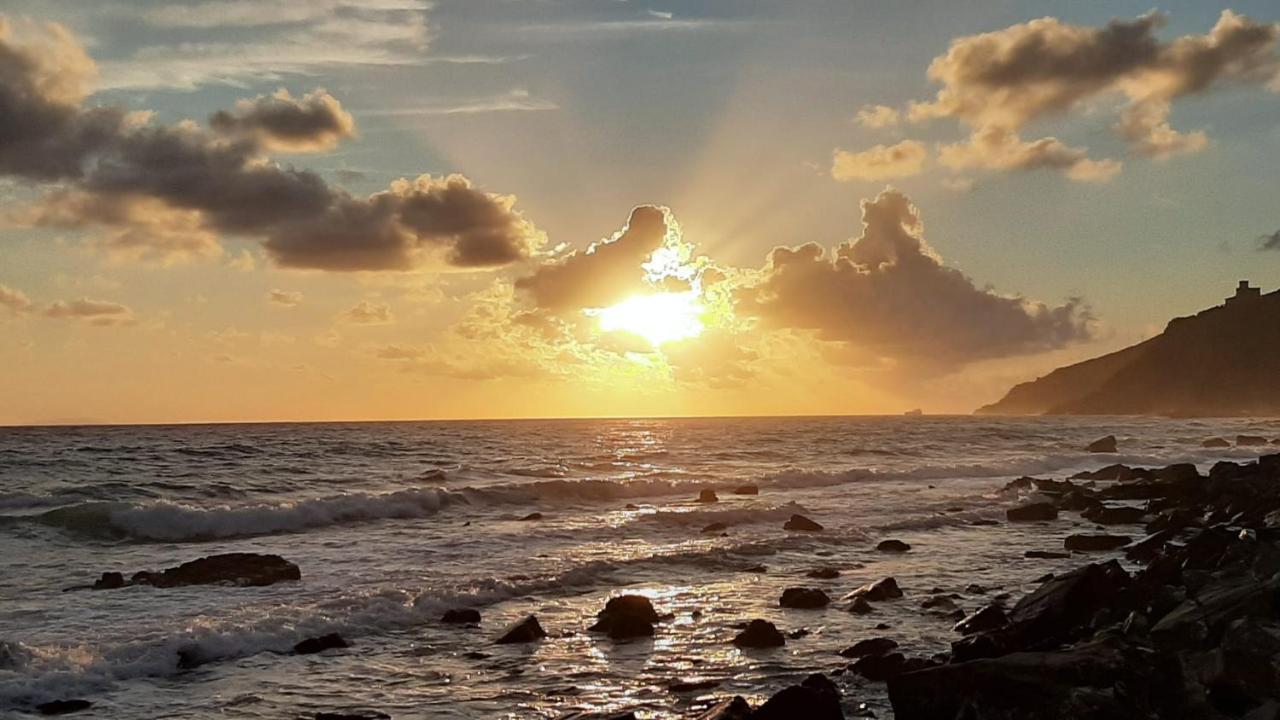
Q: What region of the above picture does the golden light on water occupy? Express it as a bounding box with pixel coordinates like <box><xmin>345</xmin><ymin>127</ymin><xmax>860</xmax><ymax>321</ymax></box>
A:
<box><xmin>592</xmin><ymin>292</ymin><xmax>705</xmax><ymax>346</ymax></box>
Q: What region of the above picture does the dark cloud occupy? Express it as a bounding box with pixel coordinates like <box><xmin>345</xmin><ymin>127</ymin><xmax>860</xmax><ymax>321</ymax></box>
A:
<box><xmin>0</xmin><ymin>18</ymin><xmax>542</xmax><ymax>271</ymax></box>
<box><xmin>515</xmin><ymin>205</ymin><xmax>670</xmax><ymax>313</ymax></box>
<box><xmin>737</xmin><ymin>189</ymin><xmax>1093</xmax><ymax>372</ymax></box>
<box><xmin>1260</xmin><ymin>229</ymin><xmax>1280</xmax><ymax>251</ymax></box>
<box><xmin>209</xmin><ymin>88</ymin><xmax>356</xmax><ymax>153</ymax></box>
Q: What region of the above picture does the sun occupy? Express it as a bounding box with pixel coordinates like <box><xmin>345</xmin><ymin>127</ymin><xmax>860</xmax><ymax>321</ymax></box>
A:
<box><xmin>592</xmin><ymin>292</ymin><xmax>705</xmax><ymax>346</ymax></box>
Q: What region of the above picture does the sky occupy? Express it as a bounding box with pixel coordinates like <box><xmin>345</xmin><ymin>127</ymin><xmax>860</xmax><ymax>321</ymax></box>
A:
<box><xmin>1</xmin><ymin>0</ymin><xmax>1278</xmax><ymax>425</ymax></box>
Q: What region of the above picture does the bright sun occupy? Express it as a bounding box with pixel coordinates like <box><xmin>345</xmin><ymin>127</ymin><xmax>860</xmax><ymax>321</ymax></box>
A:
<box><xmin>593</xmin><ymin>292</ymin><xmax>705</xmax><ymax>346</ymax></box>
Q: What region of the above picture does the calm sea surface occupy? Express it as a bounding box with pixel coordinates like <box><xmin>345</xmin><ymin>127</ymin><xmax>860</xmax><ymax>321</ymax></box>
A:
<box><xmin>1</xmin><ymin>416</ymin><xmax>1276</xmax><ymax>718</ymax></box>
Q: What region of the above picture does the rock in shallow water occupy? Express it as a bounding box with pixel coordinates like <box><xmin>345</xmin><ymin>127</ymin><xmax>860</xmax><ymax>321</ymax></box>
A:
<box><xmin>36</xmin><ymin>699</ymin><xmax>92</xmax><ymax>715</ymax></box>
<box><xmin>76</xmin><ymin>553</ymin><xmax>301</xmax><ymax>591</ymax></box>
<box><xmin>807</xmin><ymin>567</ymin><xmax>840</xmax><ymax>579</ymax></box>
<box><xmin>589</xmin><ymin>595</ymin><xmax>659</xmax><ymax>640</ymax></box>
<box><xmin>783</xmin><ymin>514</ymin><xmax>823</xmax><ymax>531</ymax></box>
<box><xmin>779</xmin><ymin>587</ymin><xmax>831</xmax><ymax>609</ymax></box>
<box><xmin>845</xmin><ymin>577</ymin><xmax>903</xmax><ymax>602</ymax></box>
<box><xmin>876</xmin><ymin>539</ymin><xmax>911</xmax><ymax>553</ymax></box>
<box><xmin>732</xmin><ymin>619</ymin><xmax>785</xmax><ymax>648</ymax></box>
<box><xmin>694</xmin><ymin>696</ymin><xmax>752</xmax><ymax>720</ymax></box>
<box><xmin>293</xmin><ymin>633</ymin><xmax>349</xmax><ymax>655</ymax></box>
<box><xmin>441</xmin><ymin>608</ymin><xmax>481</xmax><ymax>624</ymax></box>
<box><xmin>1006</xmin><ymin>502</ymin><xmax>1058</xmax><ymax>522</ymax></box>
<box><xmin>752</xmin><ymin>673</ymin><xmax>844</xmax><ymax>720</ymax></box>
<box><xmin>496</xmin><ymin>615</ymin><xmax>546</xmax><ymax>644</ymax></box>
<box><xmin>732</xmin><ymin>484</ymin><xmax>759</xmax><ymax>495</ymax></box>
<box><xmin>1086</xmin><ymin>435</ymin><xmax>1117</xmax><ymax>453</ymax></box>
<box><xmin>839</xmin><ymin>637</ymin><xmax>898</xmax><ymax>658</ymax></box>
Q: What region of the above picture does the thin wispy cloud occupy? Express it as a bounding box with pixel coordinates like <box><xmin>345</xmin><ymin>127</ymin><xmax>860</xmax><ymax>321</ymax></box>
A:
<box><xmin>359</xmin><ymin>89</ymin><xmax>557</xmax><ymax>116</ymax></box>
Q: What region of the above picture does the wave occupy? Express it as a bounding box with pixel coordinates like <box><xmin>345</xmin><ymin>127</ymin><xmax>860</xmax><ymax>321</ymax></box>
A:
<box><xmin>635</xmin><ymin>502</ymin><xmax>810</xmax><ymax>529</ymax></box>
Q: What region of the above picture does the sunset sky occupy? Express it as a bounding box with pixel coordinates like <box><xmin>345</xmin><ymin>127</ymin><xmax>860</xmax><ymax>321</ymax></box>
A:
<box><xmin>1</xmin><ymin>0</ymin><xmax>1279</xmax><ymax>425</ymax></box>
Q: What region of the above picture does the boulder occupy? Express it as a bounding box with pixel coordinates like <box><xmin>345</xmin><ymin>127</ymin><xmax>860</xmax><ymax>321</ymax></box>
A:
<box><xmin>1087</xmin><ymin>435</ymin><xmax>1117</xmax><ymax>453</ymax></box>
<box><xmin>876</xmin><ymin>539</ymin><xmax>911</xmax><ymax>553</ymax></box>
<box><xmin>93</xmin><ymin>572</ymin><xmax>125</xmax><ymax>590</ymax></box>
<box><xmin>140</xmin><ymin>553</ymin><xmax>301</xmax><ymax>588</ymax></box>
<box><xmin>1203</xmin><ymin>437</ymin><xmax>1232</xmax><ymax>448</ymax></box>
<box><xmin>848</xmin><ymin>652</ymin><xmax>919</xmax><ymax>681</ymax></box>
<box><xmin>1082</xmin><ymin>504</ymin><xmax>1146</xmax><ymax>525</ymax></box>
<box><xmin>694</xmin><ymin>696</ymin><xmax>752</xmax><ymax>720</ymax></box>
<box><xmin>697</xmin><ymin>489</ymin><xmax>719</xmax><ymax>503</ymax></box>
<box><xmin>519</xmin><ymin>512</ymin><xmax>543</xmax><ymax>521</ymax></box>
<box><xmin>589</xmin><ymin>595</ymin><xmax>659</xmax><ymax>640</ymax></box>
<box><xmin>779</xmin><ymin>587</ymin><xmax>831</xmax><ymax>609</ymax></box>
<box><xmin>807</xmin><ymin>567</ymin><xmax>840</xmax><ymax>579</ymax></box>
<box><xmin>752</xmin><ymin>673</ymin><xmax>844</xmax><ymax>720</ymax></box>
<box><xmin>954</xmin><ymin>605</ymin><xmax>1009</xmax><ymax>635</ymax></box>
<box><xmin>783</xmin><ymin>514</ymin><xmax>823</xmax><ymax>531</ymax></box>
<box><xmin>839</xmin><ymin>637</ymin><xmax>898</xmax><ymax>658</ymax></box>
<box><xmin>496</xmin><ymin>615</ymin><xmax>546</xmax><ymax>644</ymax></box>
<box><xmin>441</xmin><ymin>608</ymin><xmax>481</xmax><ymax>624</ymax></box>
<box><xmin>845</xmin><ymin>577</ymin><xmax>903</xmax><ymax>602</ymax></box>
<box><xmin>1024</xmin><ymin>550</ymin><xmax>1071</xmax><ymax>559</ymax></box>
<box><xmin>293</xmin><ymin>633</ymin><xmax>349</xmax><ymax>655</ymax></box>
<box><xmin>1006</xmin><ymin>503</ymin><xmax>1058</xmax><ymax>522</ymax></box>
<box><xmin>701</xmin><ymin>522</ymin><xmax>728</xmax><ymax>534</ymax></box>
<box><xmin>1064</xmin><ymin>534</ymin><xmax>1131</xmax><ymax>552</ymax></box>
<box><xmin>921</xmin><ymin>595</ymin><xmax>958</xmax><ymax>612</ymax></box>
<box><xmin>1237</xmin><ymin>435</ymin><xmax>1269</xmax><ymax>446</ymax></box>
<box><xmin>847</xmin><ymin>597</ymin><xmax>874</xmax><ymax>614</ymax></box>
<box><xmin>732</xmin><ymin>619</ymin><xmax>785</xmax><ymax>649</ymax></box>
<box><xmin>36</xmin><ymin>700</ymin><xmax>92</xmax><ymax>715</ymax></box>
<box><xmin>732</xmin><ymin>485</ymin><xmax>759</xmax><ymax>495</ymax></box>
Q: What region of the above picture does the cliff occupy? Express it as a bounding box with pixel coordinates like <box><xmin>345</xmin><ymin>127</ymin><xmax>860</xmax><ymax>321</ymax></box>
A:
<box><xmin>977</xmin><ymin>285</ymin><xmax>1280</xmax><ymax>417</ymax></box>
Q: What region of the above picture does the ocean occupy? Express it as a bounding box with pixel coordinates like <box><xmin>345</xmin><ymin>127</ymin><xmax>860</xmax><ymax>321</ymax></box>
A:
<box><xmin>1</xmin><ymin>416</ymin><xmax>1275</xmax><ymax>718</ymax></box>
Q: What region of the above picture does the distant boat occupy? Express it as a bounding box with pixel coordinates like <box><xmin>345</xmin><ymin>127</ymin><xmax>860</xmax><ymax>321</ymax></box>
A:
<box><xmin>904</xmin><ymin>408</ymin><xmax>923</xmax><ymax>416</ymax></box>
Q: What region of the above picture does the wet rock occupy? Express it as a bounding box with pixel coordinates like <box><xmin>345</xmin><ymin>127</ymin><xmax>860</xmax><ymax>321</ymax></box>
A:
<box><xmin>694</xmin><ymin>696</ymin><xmax>752</xmax><ymax>720</ymax></box>
<box><xmin>1082</xmin><ymin>504</ymin><xmax>1146</xmax><ymax>525</ymax></box>
<box><xmin>624</xmin><ymin>503</ymin><xmax>640</xmax><ymax>510</ymax></box>
<box><xmin>732</xmin><ymin>485</ymin><xmax>759</xmax><ymax>495</ymax></box>
<box><xmin>847</xmin><ymin>597</ymin><xmax>874</xmax><ymax>614</ymax></box>
<box><xmin>496</xmin><ymin>615</ymin><xmax>546</xmax><ymax>644</ymax></box>
<box><xmin>315</xmin><ymin>712</ymin><xmax>390</xmax><ymax>720</ymax></box>
<box><xmin>1203</xmin><ymin>437</ymin><xmax>1232</xmax><ymax>448</ymax></box>
<box><xmin>753</xmin><ymin>673</ymin><xmax>843</xmax><ymax>720</ymax></box>
<box><xmin>780</xmin><ymin>587</ymin><xmax>831</xmax><ymax>609</ymax></box>
<box><xmin>839</xmin><ymin>637</ymin><xmax>898</xmax><ymax>658</ymax></box>
<box><xmin>846</xmin><ymin>577</ymin><xmax>903</xmax><ymax>602</ymax></box>
<box><xmin>849</xmin><ymin>652</ymin><xmax>909</xmax><ymax>681</ymax></box>
<box><xmin>93</xmin><ymin>572</ymin><xmax>125</xmax><ymax>590</ymax></box>
<box><xmin>1087</xmin><ymin>435</ymin><xmax>1117</xmax><ymax>453</ymax></box>
<box><xmin>697</xmin><ymin>489</ymin><xmax>719</xmax><ymax>503</ymax></box>
<box><xmin>964</xmin><ymin>584</ymin><xmax>987</xmax><ymax>594</ymax></box>
<box><xmin>784</xmin><ymin>514</ymin><xmax>823</xmax><ymax>531</ymax></box>
<box><xmin>921</xmin><ymin>595</ymin><xmax>957</xmax><ymax>611</ymax></box>
<box><xmin>953</xmin><ymin>605</ymin><xmax>1008</xmax><ymax>635</ymax></box>
<box><xmin>590</xmin><ymin>595</ymin><xmax>659</xmax><ymax>640</ymax></box>
<box><xmin>701</xmin><ymin>522</ymin><xmax>728</xmax><ymax>534</ymax></box>
<box><xmin>294</xmin><ymin>633</ymin><xmax>349</xmax><ymax>655</ymax></box>
<box><xmin>1064</xmin><ymin>533</ymin><xmax>1131</xmax><ymax>551</ymax></box>
<box><xmin>1024</xmin><ymin>550</ymin><xmax>1071</xmax><ymax>559</ymax></box>
<box><xmin>807</xmin><ymin>567</ymin><xmax>840</xmax><ymax>579</ymax></box>
<box><xmin>1006</xmin><ymin>502</ymin><xmax>1057</xmax><ymax>522</ymax></box>
<box><xmin>36</xmin><ymin>700</ymin><xmax>92</xmax><ymax>715</ymax></box>
<box><xmin>85</xmin><ymin>553</ymin><xmax>302</xmax><ymax>590</ymax></box>
<box><xmin>519</xmin><ymin>512</ymin><xmax>543</xmax><ymax>521</ymax></box>
<box><xmin>441</xmin><ymin>608</ymin><xmax>481</xmax><ymax>624</ymax></box>
<box><xmin>1237</xmin><ymin>435</ymin><xmax>1269</xmax><ymax>446</ymax></box>
<box><xmin>876</xmin><ymin>539</ymin><xmax>911</xmax><ymax>553</ymax></box>
<box><xmin>969</xmin><ymin>518</ymin><xmax>1000</xmax><ymax>527</ymax></box>
<box><xmin>732</xmin><ymin>619</ymin><xmax>785</xmax><ymax>648</ymax></box>
<box><xmin>742</xmin><ymin>564</ymin><xmax>767</xmax><ymax>573</ymax></box>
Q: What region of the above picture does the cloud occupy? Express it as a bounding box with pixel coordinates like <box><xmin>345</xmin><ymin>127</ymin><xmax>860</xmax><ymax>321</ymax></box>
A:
<box><xmin>855</xmin><ymin>104</ymin><xmax>901</xmax><ymax>129</ymax></box>
<box><xmin>879</xmin><ymin>10</ymin><xmax>1280</xmax><ymax>181</ymax></box>
<box><xmin>269</xmin><ymin>289</ymin><xmax>303</xmax><ymax>307</ymax></box>
<box><xmin>736</xmin><ymin>188</ymin><xmax>1093</xmax><ymax>372</ymax></box>
<box><xmin>832</xmin><ymin>140</ymin><xmax>927</xmax><ymax>181</ymax></box>
<box><xmin>0</xmin><ymin>19</ymin><xmax>543</xmax><ymax>272</ymax></box>
<box><xmin>358</xmin><ymin>89</ymin><xmax>558</xmax><ymax>116</ymax></box>
<box><xmin>210</xmin><ymin>89</ymin><xmax>356</xmax><ymax>153</ymax></box>
<box><xmin>341</xmin><ymin>300</ymin><xmax>393</xmax><ymax>325</ymax></box>
<box><xmin>43</xmin><ymin>298</ymin><xmax>134</xmax><ymax>325</ymax></box>
<box><xmin>1259</xmin><ymin>229</ymin><xmax>1280</xmax><ymax>251</ymax></box>
<box><xmin>515</xmin><ymin>205</ymin><xmax>674</xmax><ymax>314</ymax></box>
<box><xmin>0</xmin><ymin>283</ymin><xmax>33</xmax><ymax>314</ymax></box>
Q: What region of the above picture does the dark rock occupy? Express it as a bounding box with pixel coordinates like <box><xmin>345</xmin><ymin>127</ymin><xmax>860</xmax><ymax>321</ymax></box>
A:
<box><xmin>693</xmin><ymin>696</ymin><xmax>752</xmax><ymax>720</ymax></box>
<box><xmin>668</xmin><ymin>678</ymin><xmax>720</xmax><ymax>693</ymax></box>
<box><xmin>624</xmin><ymin>503</ymin><xmax>640</xmax><ymax>510</ymax></box>
<box><xmin>921</xmin><ymin>595</ymin><xmax>957</xmax><ymax>611</ymax></box>
<box><xmin>1082</xmin><ymin>504</ymin><xmax>1146</xmax><ymax>525</ymax></box>
<box><xmin>101</xmin><ymin>553</ymin><xmax>302</xmax><ymax>589</ymax></box>
<box><xmin>1024</xmin><ymin>550</ymin><xmax>1071</xmax><ymax>559</ymax></box>
<box><xmin>697</xmin><ymin>489</ymin><xmax>719</xmax><ymax>503</ymax></box>
<box><xmin>839</xmin><ymin>637</ymin><xmax>898</xmax><ymax>658</ymax></box>
<box><xmin>732</xmin><ymin>485</ymin><xmax>759</xmax><ymax>495</ymax></box>
<box><xmin>732</xmin><ymin>619</ymin><xmax>785</xmax><ymax>648</ymax></box>
<box><xmin>1203</xmin><ymin>437</ymin><xmax>1232</xmax><ymax>448</ymax></box>
<box><xmin>969</xmin><ymin>518</ymin><xmax>1000</xmax><ymax>526</ymax></box>
<box><xmin>1006</xmin><ymin>502</ymin><xmax>1057</xmax><ymax>522</ymax></box>
<box><xmin>1064</xmin><ymin>533</ymin><xmax>1131</xmax><ymax>551</ymax></box>
<box><xmin>701</xmin><ymin>522</ymin><xmax>728</xmax><ymax>533</ymax></box>
<box><xmin>954</xmin><ymin>605</ymin><xmax>1008</xmax><ymax>635</ymax></box>
<box><xmin>850</xmin><ymin>652</ymin><xmax>908</xmax><ymax>681</ymax></box>
<box><xmin>293</xmin><ymin>633</ymin><xmax>349</xmax><ymax>655</ymax></box>
<box><xmin>784</xmin><ymin>514</ymin><xmax>823</xmax><ymax>531</ymax></box>
<box><xmin>1072</xmin><ymin>464</ymin><xmax>1133</xmax><ymax>481</ymax></box>
<box><xmin>496</xmin><ymin>615</ymin><xmax>546</xmax><ymax>644</ymax></box>
<box><xmin>964</xmin><ymin>584</ymin><xmax>987</xmax><ymax>594</ymax></box>
<box><xmin>876</xmin><ymin>539</ymin><xmax>911</xmax><ymax>553</ymax></box>
<box><xmin>36</xmin><ymin>700</ymin><xmax>92</xmax><ymax>715</ymax></box>
<box><xmin>789</xmin><ymin>628</ymin><xmax>810</xmax><ymax>639</ymax></box>
<box><xmin>779</xmin><ymin>587</ymin><xmax>830</xmax><ymax>609</ymax></box>
<box><xmin>807</xmin><ymin>567</ymin><xmax>840</xmax><ymax>579</ymax></box>
<box><xmin>1087</xmin><ymin>435</ymin><xmax>1117</xmax><ymax>453</ymax></box>
<box><xmin>847</xmin><ymin>597</ymin><xmax>874</xmax><ymax>614</ymax></box>
<box><xmin>1237</xmin><ymin>435</ymin><xmax>1269</xmax><ymax>446</ymax></box>
<box><xmin>753</xmin><ymin>673</ymin><xmax>843</xmax><ymax>720</ymax></box>
<box><xmin>590</xmin><ymin>595</ymin><xmax>659</xmax><ymax>640</ymax></box>
<box><xmin>519</xmin><ymin>512</ymin><xmax>543</xmax><ymax>521</ymax></box>
<box><xmin>93</xmin><ymin>572</ymin><xmax>125</xmax><ymax>590</ymax></box>
<box><xmin>742</xmin><ymin>564</ymin><xmax>767</xmax><ymax>573</ymax></box>
<box><xmin>846</xmin><ymin>577</ymin><xmax>902</xmax><ymax>602</ymax></box>
<box><xmin>441</xmin><ymin>608</ymin><xmax>481</xmax><ymax>624</ymax></box>
<box><xmin>315</xmin><ymin>712</ymin><xmax>390</xmax><ymax>720</ymax></box>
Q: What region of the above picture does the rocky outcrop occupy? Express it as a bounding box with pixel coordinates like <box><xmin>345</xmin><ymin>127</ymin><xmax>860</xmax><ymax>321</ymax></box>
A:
<box><xmin>1086</xmin><ymin>435</ymin><xmax>1117</xmax><ymax>453</ymax></box>
<box><xmin>732</xmin><ymin>619</ymin><xmax>785</xmax><ymax>649</ymax></box>
<box><xmin>496</xmin><ymin>615</ymin><xmax>546</xmax><ymax>644</ymax></box>
<box><xmin>441</xmin><ymin>608</ymin><xmax>481</xmax><ymax>624</ymax></box>
<box><xmin>589</xmin><ymin>595</ymin><xmax>660</xmax><ymax>640</ymax></box>
<box><xmin>783</xmin><ymin>514</ymin><xmax>823</xmax><ymax>531</ymax></box>
<box><xmin>876</xmin><ymin>539</ymin><xmax>911</xmax><ymax>553</ymax></box>
<box><xmin>294</xmin><ymin>633</ymin><xmax>349</xmax><ymax>655</ymax></box>
<box><xmin>845</xmin><ymin>577</ymin><xmax>902</xmax><ymax>602</ymax></box>
<box><xmin>779</xmin><ymin>587</ymin><xmax>830</xmax><ymax>609</ymax></box>
<box><xmin>70</xmin><ymin>553</ymin><xmax>300</xmax><ymax>591</ymax></box>
<box><xmin>751</xmin><ymin>673</ymin><xmax>844</xmax><ymax>720</ymax></box>
<box><xmin>1006</xmin><ymin>502</ymin><xmax>1057</xmax><ymax>522</ymax></box>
